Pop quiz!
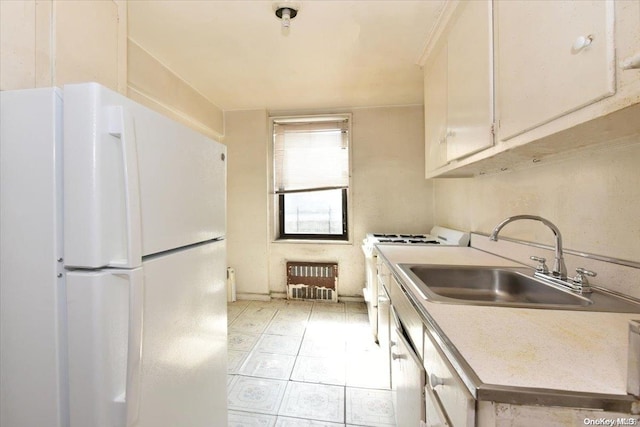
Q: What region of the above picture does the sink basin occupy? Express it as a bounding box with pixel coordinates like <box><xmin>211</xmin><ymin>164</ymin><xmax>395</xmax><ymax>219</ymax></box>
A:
<box><xmin>397</xmin><ymin>264</ymin><xmax>640</xmax><ymax>313</ymax></box>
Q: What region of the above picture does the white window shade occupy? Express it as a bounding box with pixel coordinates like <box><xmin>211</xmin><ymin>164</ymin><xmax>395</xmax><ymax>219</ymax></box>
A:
<box><xmin>274</xmin><ymin>120</ymin><xmax>349</xmax><ymax>193</ymax></box>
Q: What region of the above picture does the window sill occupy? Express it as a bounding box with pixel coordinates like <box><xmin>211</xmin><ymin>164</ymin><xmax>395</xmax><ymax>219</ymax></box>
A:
<box><xmin>272</xmin><ymin>238</ymin><xmax>353</xmax><ymax>245</ymax></box>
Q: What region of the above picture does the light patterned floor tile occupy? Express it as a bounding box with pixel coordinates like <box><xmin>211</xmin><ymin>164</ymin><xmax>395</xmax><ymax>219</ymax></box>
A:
<box><xmin>274</xmin><ymin>309</ymin><xmax>311</xmax><ymax>322</ymax></box>
<box><xmin>230</xmin><ymin>316</ymin><xmax>273</xmax><ymax>334</ymax></box>
<box><xmin>229</xmin><ymin>350</ymin><xmax>250</xmax><ymax>374</ymax></box>
<box><xmin>281</xmin><ymin>300</ymin><xmax>314</xmax><ymax>311</ymax></box>
<box><xmin>228</xmin><ymin>410</ymin><xmax>277</xmax><ymax>427</ymax></box>
<box><xmin>229</xmin><ymin>374</ymin><xmax>238</xmax><ymax>388</ymax></box>
<box><xmin>309</xmin><ymin>311</ymin><xmax>346</xmax><ymax>323</ymax></box>
<box><xmin>346</xmin><ymin>313</ymin><xmax>368</xmax><ymax>325</ymax></box>
<box><xmin>345</xmin><ymin>351</ymin><xmax>390</xmax><ymax>390</ymax></box>
<box><xmin>312</xmin><ymin>302</ymin><xmax>345</xmax><ymax>313</ymax></box>
<box><xmin>278</xmin><ymin>382</ymin><xmax>345</xmax><ymax>423</ymax></box>
<box><xmin>243</xmin><ymin>307</ymin><xmax>278</xmax><ymax>320</ymax></box>
<box><xmin>265</xmin><ymin>319</ymin><xmax>307</xmax><ymax>337</ymax></box>
<box><xmin>254</xmin><ymin>334</ymin><xmax>302</xmax><ymax>356</ymax></box>
<box><xmin>229</xmin><ymin>332</ymin><xmax>261</xmax><ymax>352</ymax></box>
<box><xmin>275</xmin><ymin>416</ymin><xmax>345</xmax><ymax>426</ymax></box>
<box><xmin>345</xmin><ymin>302</ymin><xmax>367</xmax><ymax>314</ymax></box>
<box><xmin>299</xmin><ymin>335</ymin><xmax>346</xmax><ymax>358</ymax></box>
<box><xmin>228</xmin><ymin>376</ymin><xmax>288</xmax><ymax>415</ymax></box>
<box><xmin>228</xmin><ymin>301</ymin><xmax>392</xmax><ymax>426</ymax></box>
<box><xmin>229</xmin><ymin>305</ymin><xmax>248</xmax><ymax>324</ymax></box>
<box><xmin>290</xmin><ymin>356</ymin><xmax>345</xmax><ymax>386</ymax></box>
<box><xmin>240</xmin><ymin>351</ymin><xmax>296</xmax><ymax>380</ymax></box>
<box><xmin>345</xmin><ymin>388</ymin><xmax>395</xmax><ymax>426</ymax></box>
<box><xmin>345</xmin><ymin>324</ymin><xmax>380</xmax><ymax>354</ymax></box>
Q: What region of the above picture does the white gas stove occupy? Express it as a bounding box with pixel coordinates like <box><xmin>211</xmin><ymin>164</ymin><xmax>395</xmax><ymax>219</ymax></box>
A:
<box><xmin>361</xmin><ymin>226</ymin><xmax>470</xmax><ymax>343</ymax></box>
<box><xmin>362</xmin><ymin>226</ymin><xmax>470</xmax><ymax>251</ymax></box>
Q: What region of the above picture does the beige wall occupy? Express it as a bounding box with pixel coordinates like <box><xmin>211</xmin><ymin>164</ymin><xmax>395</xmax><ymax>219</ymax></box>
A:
<box><xmin>434</xmin><ymin>136</ymin><xmax>640</xmax><ymax>263</ymax></box>
<box><xmin>127</xmin><ymin>40</ymin><xmax>225</xmax><ymax>138</ymax></box>
<box><xmin>225</xmin><ymin>109</ymin><xmax>271</xmax><ymax>297</ymax></box>
<box><xmin>226</xmin><ymin>105</ymin><xmax>434</xmax><ymax>299</ymax></box>
<box><xmin>1</xmin><ymin>0</ymin><xmax>127</xmax><ymax>92</ymax></box>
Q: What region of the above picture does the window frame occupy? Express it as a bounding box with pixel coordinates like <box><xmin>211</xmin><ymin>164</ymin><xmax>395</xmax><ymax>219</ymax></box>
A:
<box><xmin>270</xmin><ymin>114</ymin><xmax>352</xmax><ymax>243</ymax></box>
<box><xmin>278</xmin><ymin>188</ymin><xmax>349</xmax><ymax>241</ymax></box>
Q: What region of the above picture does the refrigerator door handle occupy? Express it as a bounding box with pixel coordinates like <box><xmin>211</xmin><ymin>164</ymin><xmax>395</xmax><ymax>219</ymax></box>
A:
<box><xmin>67</xmin><ymin>267</ymin><xmax>144</xmax><ymax>427</ymax></box>
<box><xmin>106</xmin><ymin>106</ymin><xmax>142</xmax><ymax>268</ymax></box>
<box><xmin>110</xmin><ymin>268</ymin><xmax>144</xmax><ymax>426</ymax></box>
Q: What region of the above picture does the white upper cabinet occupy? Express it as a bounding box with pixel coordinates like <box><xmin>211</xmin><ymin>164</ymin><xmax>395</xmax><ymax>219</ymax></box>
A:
<box><xmin>495</xmin><ymin>0</ymin><xmax>615</xmax><ymax>140</ymax></box>
<box><xmin>423</xmin><ymin>0</ymin><xmax>494</xmax><ymax>177</ymax></box>
<box><xmin>421</xmin><ymin>0</ymin><xmax>640</xmax><ymax>178</ymax></box>
<box><xmin>446</xmin><ymin>0</ymin><xmax>494</xmax><ymax>161</ymax></box>
<box><xmin>424</xmin><ymin>44</ymin><xmax>448</xmax><ymax>172</ymax></box>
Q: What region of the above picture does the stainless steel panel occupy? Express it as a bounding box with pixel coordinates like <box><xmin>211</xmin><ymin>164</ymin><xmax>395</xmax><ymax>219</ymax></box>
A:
<box><xmin>629</xmin><ymin>320</ymin><xmax>640</xmax><ymax>397</ymax></box>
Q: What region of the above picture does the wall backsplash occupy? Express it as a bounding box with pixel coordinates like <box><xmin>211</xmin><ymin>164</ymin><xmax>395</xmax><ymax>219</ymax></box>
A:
<box><xmin>434</xmin><ymin>135</ymin><xmax>640</xmax><ymax>264</ymax></box>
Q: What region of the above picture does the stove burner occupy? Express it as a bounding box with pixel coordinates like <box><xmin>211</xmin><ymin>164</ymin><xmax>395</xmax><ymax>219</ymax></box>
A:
<box><xmin>373</xmin><ymin>233</ymin><xmax>399</xmax><ymax>238</ymax></box>
<box><xmin>378</xmin><ymin>238</ymin><xmax>407</xmax><ymax>243</ymax></box>
<box><xmin>408</xmin><ymin>239</ymin><xmax>440</xmax><ymax>244</ymax></box>
<box><xmin>399</xmin><ymin>234</ymin><xmax>428</xmax><ymax>239</ymax></box>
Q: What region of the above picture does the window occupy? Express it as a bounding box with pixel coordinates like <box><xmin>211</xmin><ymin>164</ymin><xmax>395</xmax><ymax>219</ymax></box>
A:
<box><xmin>273</xmin><ymin>115</ymin><xmax>350</xmax><ymax>240</ymax></box>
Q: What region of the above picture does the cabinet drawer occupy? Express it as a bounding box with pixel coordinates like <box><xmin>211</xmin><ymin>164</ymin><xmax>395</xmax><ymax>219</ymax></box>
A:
<box><xmin>389</xmin><ymin>275</ymin><xmax>423</xmax><ymax>359</ymax></box>
<box><xmin>423</xmin><ymin>329</ymin><xmax>475</xmax><ymax>427</ymax></box>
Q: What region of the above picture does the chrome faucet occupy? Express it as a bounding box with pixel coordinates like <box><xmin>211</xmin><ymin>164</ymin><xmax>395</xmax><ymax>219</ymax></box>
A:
<box><xmin>489</xmin><ymin>215</ymin><xmax>568</xmax><ymax>279</ymax></box>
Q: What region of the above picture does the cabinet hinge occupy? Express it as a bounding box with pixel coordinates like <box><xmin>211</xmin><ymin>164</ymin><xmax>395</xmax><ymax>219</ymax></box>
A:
<box><xmin>490</xmin><ymin>123</ymin><xmax>496</xmax><ymax>136</ymax></box>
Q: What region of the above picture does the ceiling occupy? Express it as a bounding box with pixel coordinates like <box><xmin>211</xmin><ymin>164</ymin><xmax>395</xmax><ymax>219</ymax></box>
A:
<box><xmin>128</xmin><ymin>1</ymin><xmax>445</xmax><ymax>112</ymax></box>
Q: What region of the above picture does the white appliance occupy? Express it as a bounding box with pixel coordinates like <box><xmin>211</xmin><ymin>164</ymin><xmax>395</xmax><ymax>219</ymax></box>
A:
<box><xmin>361</xmin><ymin>226</ymin><xmax>469</xmax><ymax>342</ymax></box>
<box><xmin>0</xmin><ymin>83</ymin><xmax>228</xmax><ymax>427</ymax></box>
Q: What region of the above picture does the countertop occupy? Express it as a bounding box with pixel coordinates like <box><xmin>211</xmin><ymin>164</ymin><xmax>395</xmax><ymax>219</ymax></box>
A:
<box><xmin>375</xmin><ymin>245</ymin><xmax>639</xmax><ymax>400</ymax></box>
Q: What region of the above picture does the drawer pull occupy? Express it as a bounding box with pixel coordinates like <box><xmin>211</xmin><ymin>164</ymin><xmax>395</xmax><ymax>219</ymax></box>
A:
<box><xmin>430</xmin><ymin>373</ymin><xmax>445</xmax><ymax>389</ymax></box>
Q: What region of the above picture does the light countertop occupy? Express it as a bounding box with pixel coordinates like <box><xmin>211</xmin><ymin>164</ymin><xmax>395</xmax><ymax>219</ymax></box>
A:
<box><xmin>376</xmin><ymin>245</ymin><xmax>639</xmax><ymax>397</ymax></box>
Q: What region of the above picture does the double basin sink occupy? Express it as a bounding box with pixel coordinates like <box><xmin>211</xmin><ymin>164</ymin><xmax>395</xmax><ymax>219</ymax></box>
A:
<box><xmin>398</xmin><ymin>264</ymin><xmax>640</xmax><ymax>313</ymax></box>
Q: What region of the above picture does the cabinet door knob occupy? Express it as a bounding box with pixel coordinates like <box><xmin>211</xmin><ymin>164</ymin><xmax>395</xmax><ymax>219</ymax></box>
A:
<box><xmin>391</xmin><ymin>352</ymin><xmax>403</xmax><ymax>361</ymax></box>
<box><xmin>572</xmin><ymin>35</ymin><xmax>593</xmax><ymax>52</ymax></box>
<box><xmin>430</xmin><ymin>373</ymin><xmax>445</xmax><ymax>388</ymax></box>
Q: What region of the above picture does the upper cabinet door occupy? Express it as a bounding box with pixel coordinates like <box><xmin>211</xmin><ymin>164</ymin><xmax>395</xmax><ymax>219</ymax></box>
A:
<box><xmin>495</xmin><ymin>0</ymin><xmax>615</xmax><ymax>141</ymax></box>
<box><xmin>424</xmin><ymin>44</ymin><xmax>449</xmax><ymax>174</ymax></box>
<box><xmin>446</xmin><ymin>0</ymin><xmax>494</xmax><ymax>162</ymax></box>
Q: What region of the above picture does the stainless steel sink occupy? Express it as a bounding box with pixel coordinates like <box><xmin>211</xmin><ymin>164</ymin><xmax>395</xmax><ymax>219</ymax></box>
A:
<box><xmin>397</xmin><ymin>264</ymin><xmax>640</xmax><ymax>313</ymax></box>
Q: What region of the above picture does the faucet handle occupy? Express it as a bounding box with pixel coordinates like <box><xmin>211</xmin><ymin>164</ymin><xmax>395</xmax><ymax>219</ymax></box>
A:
<box><xmin>530</xmin><ymin>256</ymin><xmax>549</xmax><ymax>274</ymax></box>
<box><xmin>573</xmin><ymin>268</ymin><xmax>596</xmax><ymax>294</ymax></box>
<box><xmin>574</xmin><ymin>267</ymin><xmax>597</xmax><ymax>284</ymax></box>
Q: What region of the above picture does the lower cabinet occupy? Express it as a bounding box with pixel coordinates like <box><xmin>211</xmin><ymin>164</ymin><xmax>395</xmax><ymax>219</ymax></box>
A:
<box><xmin>390</xmin><ymin>310</ymin><xmax>426</xmax><ymax>426</ymax></box>
<box><xmin>377</xmin><ymin>280</ymin><xmax>391</xmax><ymax>390</ymax></box>
<box><xmin>423</xmin><ymin>329</ymin><xmax>475</xmax><ymax>427</ymax></box>
<box><xmin>382</xmin><ymin>259</ymin><xmax>640</xmax><ymax>425</ymax></box>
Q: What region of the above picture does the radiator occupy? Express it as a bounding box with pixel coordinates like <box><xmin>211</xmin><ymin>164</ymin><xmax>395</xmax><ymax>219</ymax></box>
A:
<box><xmin>286</xmin><ymin>261</ymin><xmax>338</xmax><ymax>302</ymax></box>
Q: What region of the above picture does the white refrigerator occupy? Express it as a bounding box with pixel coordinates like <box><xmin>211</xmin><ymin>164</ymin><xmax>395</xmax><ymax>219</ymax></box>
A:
<box><xmin>0</xmin><ymin>83</ymin><xmax>228</xmax><ymax>427</ymax></box>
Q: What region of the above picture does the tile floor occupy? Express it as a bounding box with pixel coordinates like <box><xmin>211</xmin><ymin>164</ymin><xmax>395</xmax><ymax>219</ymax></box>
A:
<box><xmin>227</xmin><ymin>299</ymin><xmax>395</xmax><ymax>427</ymax></box>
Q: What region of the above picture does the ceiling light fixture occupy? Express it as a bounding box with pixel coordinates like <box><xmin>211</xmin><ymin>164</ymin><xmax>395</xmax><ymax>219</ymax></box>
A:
<box><xmin>274</xmin><ymin>3</ymin><xmax>299</xmax><ymax>30</ymax></box>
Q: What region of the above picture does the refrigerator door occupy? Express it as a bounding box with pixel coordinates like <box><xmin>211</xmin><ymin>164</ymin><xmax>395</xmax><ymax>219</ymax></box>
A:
<box><xmin>1</xmin><ymin>88</ymin><xmax>68</xmax><ymax>427</ymax></box>
<box><xmin>66</xmin><ymin>240</ymin><xmax>227</xmax><ymax>427</ymax></box>
<box><xmin>63</xmin><ymin>83</ymin><xmax>226</xmax><ymax>269</ymax></box>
